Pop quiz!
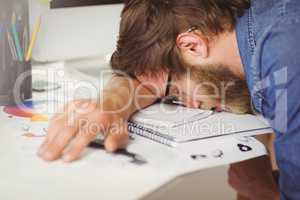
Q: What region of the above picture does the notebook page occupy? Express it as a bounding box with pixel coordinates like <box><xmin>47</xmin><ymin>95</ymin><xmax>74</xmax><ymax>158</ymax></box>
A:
<box><xmin>131</xmin><ymin>104</ymin><xmax>213</xmax><ymax>128</ymax></box>
<box><xmin>157</xmin><ymin>112</ymin><xmax>271</xmax><ymax>142</ymax></box>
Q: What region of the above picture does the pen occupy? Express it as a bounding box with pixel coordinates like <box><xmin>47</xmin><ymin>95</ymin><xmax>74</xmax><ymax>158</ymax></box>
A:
<box><xmin>25</xmin><ymin>16</ymin><xmax>41</xmax><ymax>62</ymax></box>
<box><xmin>171</xmin><ymin>100</ymin><xmax>185</xmax><ymax>106</ymax></box>
<box><xmin>89</xmin><ymin>139</ymin><xmax>147</xmax><ymax>165</ymax></box>
<box><xmin>162</xmin><ymin>96</ymin><xmax>186</xmax><ymax>106</ymax></box>
<box><xmin>11</xmin><ymin>13</ymin><xmax>24</xmax><ymax>62</ymax></box>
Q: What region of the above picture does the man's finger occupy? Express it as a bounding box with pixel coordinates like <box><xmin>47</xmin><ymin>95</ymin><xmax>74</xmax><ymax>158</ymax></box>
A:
<box><xmin>62</xmin><ymin>127</ymin><xmax>97</xmax><ymax>162</ymax></box>
<box><xmin>38</xmin><ymin>100</ymin><xmax>95</xmax><ymax>160</ymax></box>
<box><xmin>37</xmin><ymin>100</ymin><xmax>81</xmax><ymax>154</ymax></box>
<box><xmin>104</xmin><ymin>122</ymin><xmax>129</xmax><ymax>152</ymax></box>
<box><xmin>38</xmin><ymin>113</ymin><xmax>66</xmax><ymax>155</ymax></box>
<box><xmin>39</xmin><ymin>125</ymin><xmax>78</xmax><ymax>161</ymax></box>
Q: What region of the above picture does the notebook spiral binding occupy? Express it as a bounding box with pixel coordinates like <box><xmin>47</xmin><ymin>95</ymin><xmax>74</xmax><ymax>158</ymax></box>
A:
<box><xmin>128</xmin><ymin>122</ymin><xmax>175</xmax><ymax>147</ymax></box>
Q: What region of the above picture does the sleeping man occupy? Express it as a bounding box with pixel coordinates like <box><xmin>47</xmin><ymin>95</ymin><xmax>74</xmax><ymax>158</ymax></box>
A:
<box><xmin>38</xmin><ymin>0</ymin><xmax>300</xmax><ymax>199</ymax></box>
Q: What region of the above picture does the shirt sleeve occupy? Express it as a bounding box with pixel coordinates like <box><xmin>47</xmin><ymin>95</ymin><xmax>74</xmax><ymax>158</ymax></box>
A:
<box><xmin>259</xmin><ymin>14</ymin><xmax>300</xmax><ymax>199</ymax></box>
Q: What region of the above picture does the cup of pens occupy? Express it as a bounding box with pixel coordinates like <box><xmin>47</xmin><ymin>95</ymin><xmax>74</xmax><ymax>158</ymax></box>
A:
<box><xmin>0</xmin><ymin>0</ymin><xmax>33</xmax><ymax>106</ymax></box>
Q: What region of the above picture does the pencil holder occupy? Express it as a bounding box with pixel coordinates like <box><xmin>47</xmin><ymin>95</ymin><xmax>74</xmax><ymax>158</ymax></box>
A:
<box><xmin>0</xmin><ymin>0</ymin><xmax>32</xmax><ymax>106</ymax></box>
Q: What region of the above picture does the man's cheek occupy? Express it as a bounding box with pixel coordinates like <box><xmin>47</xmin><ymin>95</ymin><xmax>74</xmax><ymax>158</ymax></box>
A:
<box><xmin>137</xmin><ymin>72</ymin><xmax>168</xmax><ymax>97</ymax></box>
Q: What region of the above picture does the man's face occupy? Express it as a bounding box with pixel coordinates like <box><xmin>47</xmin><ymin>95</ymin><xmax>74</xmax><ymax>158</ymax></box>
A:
<box><xmin>172</xmin><ymin>29</ymin><xmax>251</xmax><ymax>113</ymax></box>
<box><xmin>170</xmin><ymin>71</ymin><xmax>220</xmax><ymax>110</ymax></box>
<box><xmin>169</xmin><ymin>64</ymin><xmax>251</xmax><ymax>114</ymax></box>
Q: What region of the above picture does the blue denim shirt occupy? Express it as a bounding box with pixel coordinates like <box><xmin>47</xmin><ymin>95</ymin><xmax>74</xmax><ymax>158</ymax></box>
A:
<box><xmin>236</xmin><ymin>0</ymin><xmax>300</xmax><ymax>199</ymax></box>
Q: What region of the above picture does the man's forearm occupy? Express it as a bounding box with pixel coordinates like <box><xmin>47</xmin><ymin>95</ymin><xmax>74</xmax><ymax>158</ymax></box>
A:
<box><xmin>103</xmin><ymin>75</ymin><xmax>159</xmax><ymax>120</ymax></box>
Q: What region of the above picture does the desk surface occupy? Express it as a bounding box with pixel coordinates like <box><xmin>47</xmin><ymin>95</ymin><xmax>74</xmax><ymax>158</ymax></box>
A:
<box><xmin>0</xmin><ymin>113</ymin><xmax>176</xmax><ymax>200</ymax></box>
<box><xmin>0</xmin><ymin>111</ymin><xmax>268</xmax><ymax>200</ymax></box>
<box><xmin>0</xmin><ymin>63</ymin><xmax>268</xmax><ymax>200</ymax></box>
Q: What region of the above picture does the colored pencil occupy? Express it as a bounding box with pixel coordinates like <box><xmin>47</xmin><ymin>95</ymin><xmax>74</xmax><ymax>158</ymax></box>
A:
<box><xmin>7</xmin><ymin>31</ymin><xmax>18</xmax><ymax>60</ymax></box>
<box><xmin>25</xmin><ymin>16</ymin><xmax>41</xmax><ymax>62</ymax></box>
<box><xmin>11</xmin><ymin>13</ymin><xmax>24</xmax><ymax>62</ymax></box>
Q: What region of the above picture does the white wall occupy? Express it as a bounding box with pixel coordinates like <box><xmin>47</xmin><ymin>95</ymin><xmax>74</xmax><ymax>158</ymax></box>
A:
<box><xmin>28</xmin><ymin>0</ymin><xmax>123</xmax><ymax>62</ymax></box>
<box><xmin>28</xmin><ymin>0</ymin><xmax>49</xmax><ymax>32</ymax></box>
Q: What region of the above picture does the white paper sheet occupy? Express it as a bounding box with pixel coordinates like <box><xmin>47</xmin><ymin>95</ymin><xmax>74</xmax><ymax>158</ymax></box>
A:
<box><xmin>131</xmin><ymin>103</ymin><xmax>213</xmax><ymax>128</ymax></box>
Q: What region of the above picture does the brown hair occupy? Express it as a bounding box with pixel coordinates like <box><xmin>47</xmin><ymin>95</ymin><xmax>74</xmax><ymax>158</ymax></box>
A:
<box><xmin>111</xmin><ymin>0</ymin><xmax>250</xmax><ymax>77</ymax></box>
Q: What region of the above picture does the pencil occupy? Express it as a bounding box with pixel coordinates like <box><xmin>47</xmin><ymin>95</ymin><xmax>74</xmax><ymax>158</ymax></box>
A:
<box><xmin>25</xmin><ymin>16</ymin><xmax>41</xmax><ymax>62</ymax></box>
<box><xmin>7</xmin><ymin>31</ymin><xmax>18</xmax><ymax>60</ymax></box>
<box><xmin>23</xmin><ymin>26</ymin><xmax>29</xmax><ymax>59</ymax></box>
<box><xmin>11</xmin><ymin>13</ymin><xmax>24</xmax><ymax>62</ymax></box>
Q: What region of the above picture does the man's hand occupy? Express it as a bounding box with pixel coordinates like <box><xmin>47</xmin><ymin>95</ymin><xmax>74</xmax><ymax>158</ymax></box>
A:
<box><xmin>38</xmin><ymin>99</ymin><xmax>129</xmax><ymax>162</ymax></box>
<box><xmin>37</xmin><ymin>75</ymin><xmax>159</xmax><ymax>162</ymax></box>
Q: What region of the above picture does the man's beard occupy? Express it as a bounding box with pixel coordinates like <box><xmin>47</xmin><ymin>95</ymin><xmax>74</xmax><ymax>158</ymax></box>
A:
<box><xmin>180</xmin><ymin>64</ymin><xmax>252</xmax><ymax>114</ymax></box>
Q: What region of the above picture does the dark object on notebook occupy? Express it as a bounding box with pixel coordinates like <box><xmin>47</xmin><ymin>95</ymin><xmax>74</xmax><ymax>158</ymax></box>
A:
<box><xmin>88</xmin><ymin>139</ymin><xmax>147</xmax><ymax>165</ymax></box>
<box><xmin>162</xmin><ymin>96</ymin><xmax>185</xmax><ymax>107</ymax></box>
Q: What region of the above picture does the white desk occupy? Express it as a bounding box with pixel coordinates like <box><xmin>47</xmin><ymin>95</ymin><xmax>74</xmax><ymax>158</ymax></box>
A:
<box><xmin>0</xmin><ymin>113</ymin><xmax>268</xmax><ymax>200</ymax></box>
<box><xmin>0</xmin><ymin>116</ymin><xmax>179</xmax><ymax>200</ymax></box>
<box><xmin>0</xmin><ymin>62</ymin><xmax>269</xmax><ymax>200</ymax></box>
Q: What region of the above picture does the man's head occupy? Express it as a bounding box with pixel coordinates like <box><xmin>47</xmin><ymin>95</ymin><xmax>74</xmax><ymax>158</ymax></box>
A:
<box><xmin>111</xmin><ymin>0</ymin><xmax>251</xmax><ymax>114</ymax></box>
<box><xmin>111</xmin><ymin>0</ymin><xmax>250</xmax><ymax>77</ymax></box>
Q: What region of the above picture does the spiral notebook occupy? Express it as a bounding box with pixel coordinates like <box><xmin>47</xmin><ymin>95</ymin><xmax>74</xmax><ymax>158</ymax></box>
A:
<box><xmin>128</xmin><ymin>103</ymin><xmax>271</xmax><ymax>146</ymax></box>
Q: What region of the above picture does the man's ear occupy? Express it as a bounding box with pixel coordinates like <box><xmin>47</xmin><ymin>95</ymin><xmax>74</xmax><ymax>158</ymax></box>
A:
<box><xmin>176</xmin><ymin>32</ymin><xmax>209</xmax><ymax>58</ymax></box>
